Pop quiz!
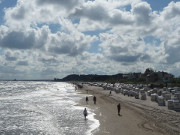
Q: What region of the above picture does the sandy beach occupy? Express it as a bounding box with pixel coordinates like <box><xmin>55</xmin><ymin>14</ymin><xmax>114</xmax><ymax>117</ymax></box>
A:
<box><xmin>77</xmin><ymin>84</ymin><xmax>180</xmax><ymax>135</ymax></box>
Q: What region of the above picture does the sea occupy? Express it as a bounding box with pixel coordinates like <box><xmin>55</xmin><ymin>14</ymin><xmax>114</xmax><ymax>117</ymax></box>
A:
<box><xmin>0</xmin><ymin>81</ymin><xmax>99</xmax><ymax>135</ymax></box>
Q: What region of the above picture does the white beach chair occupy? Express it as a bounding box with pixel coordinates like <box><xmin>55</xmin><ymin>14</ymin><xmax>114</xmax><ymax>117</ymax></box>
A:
<box><xmin>167</xmin><ymin>100</ymin><xmax>174</xmax><ymax>109</ymax></box>
<box><xmin>157</xmin><ymin>96</ymin><xmax>165</xmax><ymax>106</ymax></box>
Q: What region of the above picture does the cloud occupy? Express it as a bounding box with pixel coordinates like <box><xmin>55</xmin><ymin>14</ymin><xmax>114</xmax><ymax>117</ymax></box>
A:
<box><xmin>4</xmin><ymin>1</ymin><xmax>31</xmax><ymax>29</ymax></box>
<box><xmin>162</xmin><ymin>1</ymin><xmax>180</xmax><ymax>19</ymax></box>
<box><xmin>48</xmin><ymin>32</ymin><xmax>97</xmax><ymax>56</ymax></box>
<box><xmin>11</xmin><ymin>6</ymin><xmax>26</xmax><ymax>20</ymax></box>
<box><xmin>72</xmin><ymin>4</ymin><xmax>109</xmax><ymax>21</ymax></box>
<box><xmin>110</xmin><ymin>46</ymin><xmax>129</xmax><ymax>54</ymax></box>
<box><xmin>109</xmin><ymin>54</ymin><xmax>141</xmax><ymax>63</ymax></box>
<box><xmin>38</xmin><ymin>56</ymin><xmax>58</xmax><ymax>64</ymax></box>
<box><xmin>1</xmin><ymin>0</ymin><xmax>180</xmax><ymax>79</ymax></box>
<box><xmin>17</xmin><ymin>61</ymin><xmax>28</xmax><ymax>66</ymax></box>
<box><xmin>36</xmin><ymin>0</ymin><xmax>81</xmax><ymax>10</ymax></box>
<box><xmin>131</xmin><ymin>2</ymin><xmax>155</xmax><ymax>26</ymax></box>
<box><xmin>165</xmin><ymin>39</ymin><xmax>180</xmax><ymax>64</ymax></box>
<box><xmin>0</xmin><ymin>31</ymin><xmax>35</xmax><ymax>49</ymax></box>
<box><xmin>0</xmin><ymin>26</ymin><xmax>49</xmax><ymax>50</ymax></box>
<box><xmin>99</xmin><ymin>31</ymin><xmax>149</xmax><ymax>62</ymax></box>
<box><xmin>0</xmin><ymin>66</ymin><xmax>22</xmax><ymax>74</ymax></box>
<box><xmin>76</xmin><ymin>18</ymin><xmax>109</xmax><ymax>32</ymax></box>
<box><xmin>4</xmin><ymin>0</ymin><xmax>72</xmax><ymax>29</ymax></box>
<box><xmin>139</xmin><ymin>54</ymin><xmax>152</xmax><ymax>62</ymax></box>
<box><xmin>155</xmin><ymin>2</ymin><xmax>180</xmax><ymax>65</ymax></box>
<box><xmin>5</xmin><ymin>50</ymin><xmax>18</xmax><ymax>61</ymax></box>
<box><xmin>109</xmin><ymin>10</ymin><xmax>134</xmax><ymax>25</ymax></box>
<box><xmin>71</xmin><ymin>1</ymin><xmax>134</xmax><ymax>27</ymax></box>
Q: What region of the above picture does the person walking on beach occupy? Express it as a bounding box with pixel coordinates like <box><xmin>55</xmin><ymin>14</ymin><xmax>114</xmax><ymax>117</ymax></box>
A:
<box><xmin>86</xmin><ymin>96</ymin><xmax>89</xmax><ymax>104</ymax></box>
<box><xmin>117</xmin><ymin>103</ymin><xmax>121</xmax><ymax>115</ymax></box>
<box><xmin>83</xmin><ymin>108</ymin><xmax>88</xmax><ymax>120</ymax></box>
<box><xmin>109</xmin><ymin>90</ymin><xmax>112</xmax><ymax>96</ymax></box>
<box><xmin>93</xmin><ymin>96</ymin><xmax>96</xmax><ymax>104</ymax></box>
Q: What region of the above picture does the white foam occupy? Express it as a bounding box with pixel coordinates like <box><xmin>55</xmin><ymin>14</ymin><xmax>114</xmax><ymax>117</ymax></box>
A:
<box><xmin>86</xmin><ymin>110</ymin><xmax>100</xmax><ymax>135</ymax></box>
<box><xmin>0</xmin><ymin>81</ymin><xmax>100</xmax><ymax>135</ymax></box>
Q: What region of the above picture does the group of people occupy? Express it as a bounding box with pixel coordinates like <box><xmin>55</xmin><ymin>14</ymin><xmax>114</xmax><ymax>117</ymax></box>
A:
<box><xmin>83</xmin><ymin>96</ymin><xmax>96</xmax><ymax>120</ymax></box>
<box><xmin>83</xmin><ymin>97</ymin><xmax>121</xmax><ymax>119</ymax></box>
<box><xmin>85</xmin><ymin>96</ymin><xmax>96</xmax><ymax>104</ymax></box>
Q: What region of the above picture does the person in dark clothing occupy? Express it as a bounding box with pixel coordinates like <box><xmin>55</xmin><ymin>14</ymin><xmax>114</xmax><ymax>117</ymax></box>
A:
<box><xmin>93</xmin><ymin>96</ymin><xmax>96</xmax><ymax>104</ymax></box>
<box><xmin>117</xmin><ymin>103</ymin><xmax>121</xmax><ymax>115</ymax></box>
<box><xmin>109</xmin><ymin>90</ymin><xmax>112</xmax><ymax>96</ymax></box>
<box><xmin>86</xmin><ymin>96</ymin><xmax>89</xmax><ymax>104</ymax></box>
<box><xmin>83</xmin><ymin>108</ymin><xmax>88</xmax><ymax>120</ymax></box>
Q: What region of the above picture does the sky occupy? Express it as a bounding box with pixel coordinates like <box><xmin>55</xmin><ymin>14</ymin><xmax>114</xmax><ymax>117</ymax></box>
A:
<box><xmin>0</xmin><ymin>0</ymin><xmax>180</xmax><ymax>80</ymax></box>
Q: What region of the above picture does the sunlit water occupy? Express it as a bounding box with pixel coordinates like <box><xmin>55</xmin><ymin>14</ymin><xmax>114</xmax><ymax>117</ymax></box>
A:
<box><xmin>0</xmin><ymin>81</ymin><xmax>99</xmax><ymax>135</ymax></box>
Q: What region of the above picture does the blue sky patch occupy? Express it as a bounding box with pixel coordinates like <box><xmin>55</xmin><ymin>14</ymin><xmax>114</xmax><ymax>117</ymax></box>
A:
<box><xmin>0</xmin><ymin>0</ymin><xmax>17</xmax><ymax>25</ymax></box>
<box><xmin>72</xmin><ymin>18</ymin><xmax>80</xmax><ymax>24</ymax></box>
<box><xmin>0</xmin><ymin>49</ymin><xmax>4</xmax><ymax>55</ymax></box>
<box><xmin>123</xmin><ymin>5</ymin><xmax>131</xmax><ymax>11</ymax></box>
<box><xmin>143</xmin><ymin>35</ymin><xmax>161</xmax><ymax>46</ymax></box>
<box><xmin>143</xmin><ymin>0</ymin><xmax>180</xmax><ymax>11</ymax></box>
<box><xmin>37</xmin><ymin>23</ymin><xmax>61</xmax><ymax>33</ymax></box>
<box><xmin>48</xmin><ymin>24</ymin><xmax>61</xmax><ymax>33</ymax></box>
<box><xmin>88</xmin><ymin>40</ymin><xmax>102</xmax><ymax>53</ymax></box>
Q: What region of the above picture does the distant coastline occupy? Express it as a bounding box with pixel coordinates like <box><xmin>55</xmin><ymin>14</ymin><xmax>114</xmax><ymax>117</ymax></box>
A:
<box><xmin>0</xmin><ymin>79</ymin><xmax>53</xmax><ymax>81</ymax></box>
<box><xmin>54</xmin><ymin>68</ymin><xmax>180</xmax><ymax>87</ymax></box>
<box><xmin>1</xmin><ymin>68</ymin><xmax>180</xmax><ymax>87</ymax></box>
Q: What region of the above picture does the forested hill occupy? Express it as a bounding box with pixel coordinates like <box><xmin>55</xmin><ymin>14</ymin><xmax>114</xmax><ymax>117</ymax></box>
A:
<box><xmin>53</xmin><ymin>68</ymin><xmax>178</xmax><ymax>86</ymax></box>
<box><xmin>55</xmin><ymin>74</ymin><xmax>123</xmax><ymax>82</ymax></box>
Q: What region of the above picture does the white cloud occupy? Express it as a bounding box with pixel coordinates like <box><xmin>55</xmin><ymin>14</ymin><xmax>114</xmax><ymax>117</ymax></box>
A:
<box><xmin>4</xmin><ymin>0</ymin><xmax>78</xmax><ymax>29</ymax></box>
<box><xmin>71</xmin><ymin>1</ymin><xmax>135</xmax><ymax>31</ymax></box>
<box><xmin>0</xmin><ymin>31</ymin><xmax>35</xmax><ymax>49</ymax></box>
<box><xmin>99</xmin><ymin>32</ymin><xmax>150</xmax><ymax>64</ymax></box>
<box><xmin>76</xmin><ymin>18</ymin><xmax>109</xmax><ymax>32</ymax></box>
<box><xmin>0</xmin><ymin>0</ymin><xmax>180</xmax><ymax>79</ymax></box>
<box><xmin>71</xmin><ymin>3</ymin><xmax>109</xmax><ymax>21</ymax></box>
<box><xmin>131</xmin><ymin>2</ymin><xmax>154</xmax><ymax>26</ymax></box>
<box><xmin>153</xmin><ymin>2</ymin><xmax>180</xmax><ymax>65</ymax></box>
<box><xmin>0</xmin><ymin>25</ymin><xmax>50</xmax><ymax>50</ymax></box>
<box><xmin>36</xmin><ymin>0</ymin><xmax>82</xmax><ymax>10</ymax></box>
<box><xmin>48</xmin><ymin>31</ymin><xmax>97</xmax><ymax>56</ymax></box>
<box><xmin>5</xmin><ymin>50</ymin><xmax>18</xmax><ymax>61</ymax></box>
<box><xmin>161</xmin><ymin>1</ymin><xmax>180</xmax><ymax>19</ymax></box>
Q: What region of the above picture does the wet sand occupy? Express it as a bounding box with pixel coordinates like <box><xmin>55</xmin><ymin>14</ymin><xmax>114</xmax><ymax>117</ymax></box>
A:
<box><xmin>77</xmin><ymin>84</ymin><xmax>180</xmax><ymax>135</ymax></box>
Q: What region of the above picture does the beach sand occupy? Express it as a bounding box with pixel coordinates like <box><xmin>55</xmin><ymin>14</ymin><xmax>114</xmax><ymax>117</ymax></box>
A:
<box><xmin>77</xmin><ymin>84</ymin><xmax>180</xmax><ymax>135</ymax></box>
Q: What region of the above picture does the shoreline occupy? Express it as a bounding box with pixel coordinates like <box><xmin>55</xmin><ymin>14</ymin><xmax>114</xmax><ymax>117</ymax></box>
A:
<box><xmin>77</xmin><ymin>84</ymin><xmax>180</xmax><ymax>135</ymax></box>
